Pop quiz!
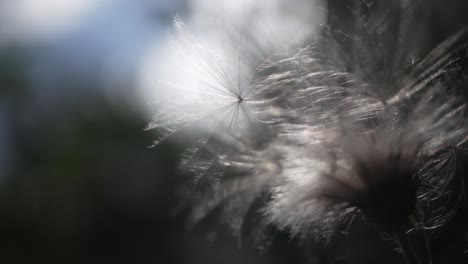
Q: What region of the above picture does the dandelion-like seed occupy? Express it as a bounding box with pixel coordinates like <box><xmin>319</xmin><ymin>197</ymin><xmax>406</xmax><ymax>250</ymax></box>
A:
<box><xmin>146</xmin><ymin>17</ymin><xmax>254</xmax><ymax>146</ymax></box>
<box><xmin>148</xmin><ymin>0</ymin><xmax>468</xmax><ymax>263</ymax></box>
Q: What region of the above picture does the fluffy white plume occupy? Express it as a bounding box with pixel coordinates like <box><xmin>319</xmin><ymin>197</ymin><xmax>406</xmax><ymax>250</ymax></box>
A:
<box><xmin>142</xmin><ymin>0</ymin><xmax>325</xmax><ymax>145</ymax></box>
<box><xmin>147</xmin><ymin>0</ymin><xmax>468</xmax><ymax>261</ymax></box>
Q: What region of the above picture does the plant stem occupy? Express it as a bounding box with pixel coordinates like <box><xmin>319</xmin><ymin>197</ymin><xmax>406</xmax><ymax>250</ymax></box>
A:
<box><xmin>393</xmin><ymin>229</ymin><xmax>419</xmax><ymax>264</ymax></box>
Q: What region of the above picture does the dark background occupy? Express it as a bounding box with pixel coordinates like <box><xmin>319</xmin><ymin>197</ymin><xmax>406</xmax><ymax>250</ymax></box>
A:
<box><xmin>0</xmin><ymin>0</ymin><xmax>467</xmax><ymax>263</ymax></box>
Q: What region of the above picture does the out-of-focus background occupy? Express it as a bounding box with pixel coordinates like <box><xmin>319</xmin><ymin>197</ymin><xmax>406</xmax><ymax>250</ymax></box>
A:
<box><xmin>0</xmin><ymin>0</ymin><xmax>468</xmax><ymax>263</ymax></box>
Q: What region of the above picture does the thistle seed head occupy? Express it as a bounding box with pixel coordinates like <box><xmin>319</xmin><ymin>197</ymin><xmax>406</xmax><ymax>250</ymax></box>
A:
<box><xmin>148</xmin><ymin>0</ymin><xmax>468</xmax><ymax>257</ymax></box>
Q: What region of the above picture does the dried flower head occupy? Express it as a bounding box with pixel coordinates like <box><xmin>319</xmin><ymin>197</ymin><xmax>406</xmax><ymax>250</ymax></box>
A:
<box><xmin>148</xmin><ymin>0</ymin><xmax>468</xmax><ymax>262</ymax></box>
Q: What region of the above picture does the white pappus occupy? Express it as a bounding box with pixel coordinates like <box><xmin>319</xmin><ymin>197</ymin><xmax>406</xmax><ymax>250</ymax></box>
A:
<box><xmin>148</xmin><ymin>0</ymin><xmax>468</xmax><ymax>263</ymax></box>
